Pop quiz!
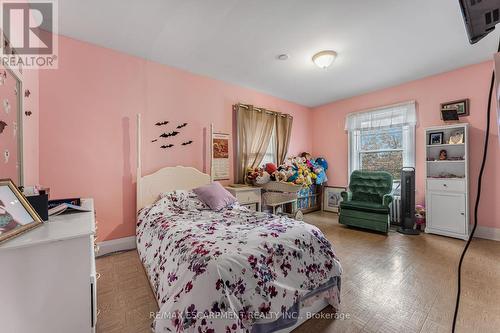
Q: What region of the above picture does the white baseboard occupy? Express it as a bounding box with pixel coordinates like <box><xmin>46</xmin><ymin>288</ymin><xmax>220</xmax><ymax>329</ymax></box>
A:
<box><xmin>96</xmin><ymin>236</ymin><xmax>136</xmax><ymax>257</ymax></box>
<box><xmin>474</xmin><ymin>226</ymin><xmax>500</xmax><ymax>242</ymax></box>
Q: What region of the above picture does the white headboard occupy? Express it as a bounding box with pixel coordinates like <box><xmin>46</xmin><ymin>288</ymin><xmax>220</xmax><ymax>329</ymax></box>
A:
<box><xmin>136</xmin><ymin>114</ymin><xmax>211</xmax><ymax>211</ymax></box>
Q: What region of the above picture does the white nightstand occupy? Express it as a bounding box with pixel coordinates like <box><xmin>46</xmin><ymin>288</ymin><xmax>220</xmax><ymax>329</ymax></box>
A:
<box><xmin>225</xmin><ymin>186</ymin><xmax>262</xmax><ymax>211</ymax></box>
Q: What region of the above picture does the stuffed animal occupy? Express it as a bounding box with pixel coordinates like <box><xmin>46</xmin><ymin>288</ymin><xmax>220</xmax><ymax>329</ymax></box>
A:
<box><xmin>255</xmin><ymin>171</ymin><xmax>271</xmax><ymax>185</ymax></box>
<box><xmin>273</xmin><ymin>170</ymin><xmax>288</xmax><ymax>182</ymax></box>
<box><xmin>265</xmin><ymin>163</ymin><xmax>277</xmax><ymax>175</ymax></box>
<box><xmin>415</xmin><ymin>205</ymin><xmax>426</xmax><ymax>230</ymax></box>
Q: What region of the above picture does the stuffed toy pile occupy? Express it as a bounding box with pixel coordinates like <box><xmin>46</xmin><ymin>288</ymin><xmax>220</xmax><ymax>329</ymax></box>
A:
<box><xmin>246</xmin><ymin>152</ymin><xmax>328</xmax><ymax>188</ymax></box>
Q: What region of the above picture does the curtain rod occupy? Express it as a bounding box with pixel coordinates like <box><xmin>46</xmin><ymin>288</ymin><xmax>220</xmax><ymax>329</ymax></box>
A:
<box><xmin>233</xmin><ymin>103</ymin><xmax>293</xmax><ymax>118</ymax></box>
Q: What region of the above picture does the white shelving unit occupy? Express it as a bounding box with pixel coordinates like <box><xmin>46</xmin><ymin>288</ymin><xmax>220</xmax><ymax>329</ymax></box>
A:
<box><xmin>425</xmin><ymin>123</ymin><xmax>470</xmax><ymax>240</ymax></box>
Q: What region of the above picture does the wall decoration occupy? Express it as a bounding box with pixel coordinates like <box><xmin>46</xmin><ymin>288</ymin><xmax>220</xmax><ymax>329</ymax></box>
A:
<box><xmin>155</xmin><ymin>121</ymin><xmax>169</xmax><ymax>126</ymax></box>
<box><xmin>0</xmin><ymin>179</ymin><xmax>43</xmax><ymax>244</ymax></box>
<box><xmin>176</xmin><ymin>122</ymin><xmax>188</xmax><ymax>129</ymax></box>
<box><xmin>24</xmin><ymin>111</ymin><xmax>32</xmax><ymax>116</ymax></box>
<box><xmin>0</xmin><ymin>121</ymin><xmax>6</xmax><ymax>134</ymax></box>
<box><xmin>151</xmin><ymin>139</ymin><xmax>158</xmax><ymax>143</ymax></box>
<box><xmin>3</xmin><ymin>98</ymin><xmax>11</xmax><ymax>114</ymax></box>
<box><xmin>161</xmin><ymin>144</ymin><xmax>174</xmax><ymax>149</ymax></box>
<box><xmin>441</xmin><ymin>99</ymin><xmax>469</xmax><ymax>117</ymax></box>
<box><xmin>323</xmin><ymin>186</ymin><xmax>346</xmax><ymax>213</ymax></box>
<box><xmin>24</xmin><ymin>89</ymin><xmax>30</xmax><ymax>98</ymax></box>
<box><xmin>211</xmin><ymin>131</ymin><xmax>229</xmax><ymax>181</ymax></box>
<box><xmin>181</xmin><ymin>140</ymin><xmax>193</xmax><ymax>146</ymax></box>
<box><xmin>428</xmin><ymin>132</ymin><xmax>443</xmax><ymax>145</ymax></box>
<box><xmin>160</xmin><ymin>130</ymin><xmax>179</xmax><ymax>138</ymax></box>
<box><xmin>4</xmin><ymin>149</ymin><xmax>10</xmax><ymax>163</ymax></box>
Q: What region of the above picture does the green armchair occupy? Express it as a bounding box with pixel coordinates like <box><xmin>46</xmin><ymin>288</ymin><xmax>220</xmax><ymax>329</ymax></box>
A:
<box><xmin>339</xmin><ymin>170</ymin><xmax>394</xmax><ymax>233</ymax></box>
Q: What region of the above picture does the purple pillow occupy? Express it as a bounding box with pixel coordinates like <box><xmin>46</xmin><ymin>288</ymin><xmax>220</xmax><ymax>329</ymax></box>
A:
<box><xmin>193</xmin><ymin>182</ymin><xmax>236</xmax><ymax>211</ymax></box>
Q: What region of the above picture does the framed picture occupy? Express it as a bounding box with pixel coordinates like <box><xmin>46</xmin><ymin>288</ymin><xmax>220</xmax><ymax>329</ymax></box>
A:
<box><xmin>428</xmin><ymin>132</ymin><xmax>444</xmax><ymax>145</ymax></box>
<box><xmin>441</xmin><ymin>99</ymin><xmax>469</xmax><ymax>117</ymax></box>
<box><xmin>323</xmin><ymin>186</ymin><xmax>346</xmax><ymax>213</ymax></box>
<box><xmin>0</xmin><ymin>179</ymin><xmax>43</xmax><ymax>244</ymax></box>
<box><xmin>448</xmin><ymin>130</ymin><xmax>464</xmax><ymax>144</ymax></box>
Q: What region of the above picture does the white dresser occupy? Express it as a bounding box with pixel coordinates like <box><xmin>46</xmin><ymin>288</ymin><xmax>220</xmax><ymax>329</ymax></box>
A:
<box><xmin>0</xmin><ymin>198</ymin><xmax>98</xmax><ymax>333</ymax></box>
<box><xmin>425</xmin><ymin>124</ymin><xmax>470</xmax><ymax>240</ymax></box>
<box><xmin>225</xmin><ymin>186</ymin><xmax>262</xmax><ymax>211</ymax></box>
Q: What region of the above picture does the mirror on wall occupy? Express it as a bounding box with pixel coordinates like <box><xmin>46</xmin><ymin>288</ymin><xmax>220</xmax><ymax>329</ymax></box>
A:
<box><xmin>0</xmin><ymin>66</ymin><xmax>22</xmax><ymax>186</ymax></box>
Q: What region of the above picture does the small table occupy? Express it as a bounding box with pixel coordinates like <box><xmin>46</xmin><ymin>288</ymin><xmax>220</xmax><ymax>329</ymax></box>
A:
<box><xmin>225</xmin><ymin>186</ymin><xmax>262</xmax><ymax>211</ymax></box>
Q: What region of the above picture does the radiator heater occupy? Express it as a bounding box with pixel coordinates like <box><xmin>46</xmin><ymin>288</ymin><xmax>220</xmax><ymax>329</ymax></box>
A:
<box><xmin>397</xmin><ymin>167</ymin><xmax>419</xmax><ymax>235</ymax></box>
<box><xmin>390</xmin><ymin>196</ymin><xmax>401</xmax><ymax>225</ymax></box>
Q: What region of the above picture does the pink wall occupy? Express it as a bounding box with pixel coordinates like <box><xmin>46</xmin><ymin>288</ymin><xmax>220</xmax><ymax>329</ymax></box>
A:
<box><xmin>312</xmin><ymin>61</ymin><xmax>499</xmax><ymax>229</ymax></box>
<box><xmin>21</xmin><ymin>68</ymin><xmax>39</xmax><ymax>186</ymax></box>
<box><xmin>39</xmin><ymin>36</ymin><xmax>312</xmax><ymax>241</ymax></box>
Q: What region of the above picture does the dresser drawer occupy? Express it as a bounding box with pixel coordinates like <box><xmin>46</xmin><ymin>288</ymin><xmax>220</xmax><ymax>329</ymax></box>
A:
<box><xmin>427</xmin><ymin>179</ymin><xmax>466</xmax><ymax>193</ymax></box>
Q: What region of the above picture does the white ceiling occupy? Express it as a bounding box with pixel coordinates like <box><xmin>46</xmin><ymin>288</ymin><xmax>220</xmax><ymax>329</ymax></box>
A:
<box><xmin>56</xmin><ymin>0</ymin><xmax>500</xmax><ymax>107</ymax></box>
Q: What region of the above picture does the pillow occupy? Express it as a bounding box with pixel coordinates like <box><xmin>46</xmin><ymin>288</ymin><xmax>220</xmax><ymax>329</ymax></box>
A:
<box><xmin>193</xmin><ymin>182</ymin><xmax>236</xmax><ymax>211</ymax></box>
<box><xmin>158</xmin><ymin>190</ymin><xmax>209</xmax><ymax>211</ymax></box>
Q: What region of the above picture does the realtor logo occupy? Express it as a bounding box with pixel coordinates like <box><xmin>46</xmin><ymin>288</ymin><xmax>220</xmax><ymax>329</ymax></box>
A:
<box><xmin>1</xmin><ymin>0</ymin><xmax>58</xmax><ymax>69</ymax></box>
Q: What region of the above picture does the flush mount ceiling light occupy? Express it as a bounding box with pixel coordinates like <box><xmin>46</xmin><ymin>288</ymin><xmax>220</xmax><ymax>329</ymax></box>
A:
<box><xmin>312</xmin><ymin>50</ymin><xmax>337</xmax><ymax>69</ymax></box>
<box><xmin>277</xmin><ymin>54</ymin><xmax>289</xmax><ymax>61</ymax></box>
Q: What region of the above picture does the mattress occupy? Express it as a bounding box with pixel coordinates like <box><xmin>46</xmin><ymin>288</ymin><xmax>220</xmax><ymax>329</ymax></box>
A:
<box><xmin>136</xmin><ymin>190</ymin><xmax>342</xmax><ymax>333</ymax></box>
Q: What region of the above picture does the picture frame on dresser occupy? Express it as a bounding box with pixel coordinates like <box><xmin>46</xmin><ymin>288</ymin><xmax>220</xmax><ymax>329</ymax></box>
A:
<box><xmin>0</xmin><ymin>178</ymin><xmax>43</xmax><ymax>244</ymax></box>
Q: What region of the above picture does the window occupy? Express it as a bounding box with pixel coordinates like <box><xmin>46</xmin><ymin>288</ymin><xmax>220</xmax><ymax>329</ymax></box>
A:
<box><xmin>347</xmin><ymin>102</ymin><xmax>416</xmax><ymax>182</ymax></box>
<box><xmin>260</xmin><ymin>127</ymin><xmax>277</xmax><ymax>166</ymax></box>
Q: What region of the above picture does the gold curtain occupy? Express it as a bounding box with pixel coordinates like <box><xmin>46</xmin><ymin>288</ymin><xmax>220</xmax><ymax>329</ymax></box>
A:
<box><xmin>236</xmin><ymin>105</ymin><xmax>276</xmax><ymax>183</ymax></box>
<box><xmin>275</xmin><ymin>114</ymin><xmax>293</xmax><ymax>165</ymax></box>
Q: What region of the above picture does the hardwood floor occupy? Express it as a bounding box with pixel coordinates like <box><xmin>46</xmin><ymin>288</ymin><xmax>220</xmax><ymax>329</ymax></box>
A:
<box><xmin>95</xmin><ymin>212</ymin><xmax>500</xmax><ymax>333</ymax></box>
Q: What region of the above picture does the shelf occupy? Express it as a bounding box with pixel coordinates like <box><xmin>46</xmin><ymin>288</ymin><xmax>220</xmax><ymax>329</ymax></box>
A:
<box><xmin>426</xmin><ymin>160</ymin><xmax>465</xmax><ymax>163</ymax></box>
<box><xmin>426</xmin><ymin>143</ymin><xmax>465</xmax><ymax>148</ymax></box>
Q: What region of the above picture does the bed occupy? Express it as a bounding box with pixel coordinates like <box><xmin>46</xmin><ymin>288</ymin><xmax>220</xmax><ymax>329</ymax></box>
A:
<box><xmin>135</xmin><ymin>116</ymin><xmax>342</xmax><ymax>333</ymax></box>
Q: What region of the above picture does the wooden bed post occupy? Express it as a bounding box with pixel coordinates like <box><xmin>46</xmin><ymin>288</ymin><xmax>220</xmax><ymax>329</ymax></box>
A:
<box><xmin>136</xmin><ymin>113</ymin><xmax>142</xmax><ymax>212</ymax></box>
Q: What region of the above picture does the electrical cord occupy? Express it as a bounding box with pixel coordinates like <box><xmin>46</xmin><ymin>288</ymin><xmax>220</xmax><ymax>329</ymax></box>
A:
<box><xmin>451</xmin><ymin>37</ymin><xmax>500</xmax><ymax>333</ymax></box>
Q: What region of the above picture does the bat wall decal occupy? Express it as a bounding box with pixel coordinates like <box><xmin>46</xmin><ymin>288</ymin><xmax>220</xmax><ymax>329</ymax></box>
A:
<box><xmin>25</xmin><ymin>110</ymin><xmax>32</xmax><ymax>116</ymax></box>
<box><xmin>0</xmin><ymin>121</ymin><xmax>6</xmax><ymax>134</ymax></box>
<box><xmin>176</xmin><ymin>122</ymin><xmax>188</xmax><ymax>129</ymax></box>
<box><xmin>181</xmin><ymin>140</ymin><xmax>193</xmax><ymax>146</ymax></box>
<box><xmin>161</xmin><ymin>144</ymin><xmax>174</xmax><ymax>149</ymax></box>
<box><xmin>160</xmin><ymin>131</ymin><xmax>179</xmax><ymax>138</ymax></box>
<box><xmin>151</xmin><ymin>139</ymin><xmax>158</xmax><ymax>143</ymax></box>
<box><xmin>155</xmin><ymin>121</ymin><xmax>169</xmax><ymax>126</ymax></box>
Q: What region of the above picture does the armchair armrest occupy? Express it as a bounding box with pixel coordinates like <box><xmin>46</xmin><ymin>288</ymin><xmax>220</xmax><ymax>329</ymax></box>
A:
<box><xmin>341</xmin><ymin>191</ymin><xmax>352</xmax><ymax>202</ymax></box>
<box><xmin>383</xmin><ymin>194</ymin><xmax>393</xmax><ymax>207</ymax></box>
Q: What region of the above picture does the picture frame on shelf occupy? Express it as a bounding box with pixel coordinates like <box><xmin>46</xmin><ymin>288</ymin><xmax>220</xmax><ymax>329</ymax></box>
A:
<box><xmin>0</xmin><ymin>179</ymin><xmax>43</xmax><ymax>244</ymax></box>
<box><xmin>448</xmin><ymin>130</ymin><xmax>464</xmax><ymax>144</ymax></box>
<box><xmin>323</xmin><ymin>186</ymin><xmax>346</xmax><ymax>213</ymax></box>
<box><xmin>428</xmin><ymin>132</ymin><xmax>444</xmax><ymax>145</ymax></box>
<box><xmin>441</xmin><ymin>99</ymin><xmax>469</xmax><ymax>117</ymax></box>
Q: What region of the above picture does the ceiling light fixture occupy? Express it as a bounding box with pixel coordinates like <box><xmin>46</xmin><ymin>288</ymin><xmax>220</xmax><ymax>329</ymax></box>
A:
<box><xmin>312</xmin><ymin>50</ymin><xmax>337</xmax><ymax>69</ymax></box>
<box><xmin>277</xmin><ymin>54</ymin><xmax>289</xmax><ymax>61</ymax></box>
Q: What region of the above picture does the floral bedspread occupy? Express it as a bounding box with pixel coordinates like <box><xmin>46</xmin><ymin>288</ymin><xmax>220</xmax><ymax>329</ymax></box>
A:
<box><xmin>136</xmin><ymin>191</ymin><xmax>342</xmax><ymax>333</ymax></box>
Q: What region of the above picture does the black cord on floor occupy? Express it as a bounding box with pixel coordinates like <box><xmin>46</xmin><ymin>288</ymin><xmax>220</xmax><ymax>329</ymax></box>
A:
<box><xmin>451</xmin><ymin>38</ymin><xmax>500</xmax><ymax>333</ymax></box>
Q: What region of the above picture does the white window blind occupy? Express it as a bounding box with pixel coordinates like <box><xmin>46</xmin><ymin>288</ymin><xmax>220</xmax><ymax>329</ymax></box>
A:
<box><xmin>345</xmin><ymin>101</ymin><xmax>417</xmax><ymax>131</ymax></box>
<box><xmin>347</xmin><ymin>101</ymin><xmax>416</xmax><ymax>181</ymax></box>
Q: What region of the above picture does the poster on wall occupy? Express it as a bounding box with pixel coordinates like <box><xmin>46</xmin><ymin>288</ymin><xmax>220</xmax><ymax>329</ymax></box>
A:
<box><xmin>211</xmin><ymin>132</ymin><xmax>230</xmax><ymax>181</ymax></box>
